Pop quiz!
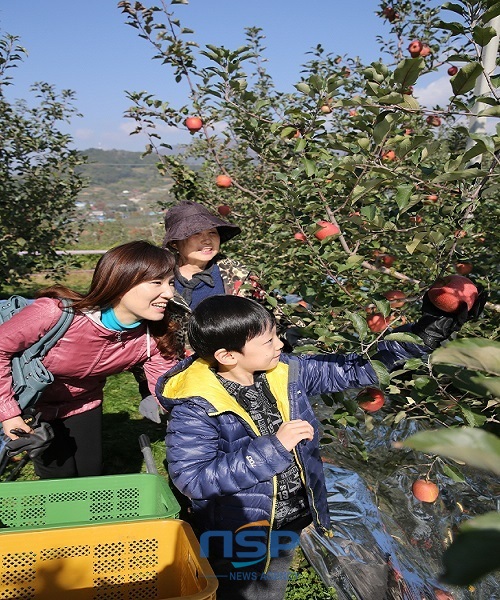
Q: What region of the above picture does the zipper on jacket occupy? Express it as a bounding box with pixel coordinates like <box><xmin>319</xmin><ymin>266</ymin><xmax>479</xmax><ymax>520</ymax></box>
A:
<box><xmin>293</xmin><ymin>447</ymin><xmax>332</xmax><ymax>537</ymax></box>
<box><xmin>263</xmin><ymin>475</ymin><xmax>278</xmax><ymax>574</ymax></box>
<box><xmin>115</xmin><ymin>331</ymin><xmax>124</xmax><ymax>346</ymax></box>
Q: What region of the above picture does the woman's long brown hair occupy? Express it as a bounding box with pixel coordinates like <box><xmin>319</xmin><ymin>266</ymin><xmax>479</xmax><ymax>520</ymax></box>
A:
<box><xmin>37</xmin><ymin>240</ymin><xmax>179</xmax><ymax>358</ymax></box>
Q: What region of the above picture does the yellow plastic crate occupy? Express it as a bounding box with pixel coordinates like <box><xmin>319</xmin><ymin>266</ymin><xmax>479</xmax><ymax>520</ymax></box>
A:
<box><xmin>0</xmin><ymin>519</ymin><xmax>218</xmax><ymax>599</ymax></box>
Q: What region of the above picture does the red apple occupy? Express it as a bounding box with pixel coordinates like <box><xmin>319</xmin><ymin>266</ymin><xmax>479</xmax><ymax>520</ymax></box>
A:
<box><xmin>381</xmin><ymin>149</ymin><xmax>396</xmax><ymax>162</ymax></box>
<box><xmin>454</xmin><ymin>261</ymin><xmax>473</xmax><ymax>276</ymax></box>
<box><xmin>426</xmin><ymin>115</ymin><xmax>442</xmax><ymax>127</ymax></box>
<box><xmin>381</xmin><ymin>254</ymin><xmax>395</xmax><ymax>267</ymax></box>
<box><xmin>217</xmin><ymin>204</ymin><xmax>231</xmax><ymax>217</ymax></box>
<box><xmin>382</xmin><ymin>7</ymin><xmax>398</xmax><ymax>22</ymax></box>
<box><xmin>426</xmin><ymin>194</ymin><xmax>438</xmax><ymax>203</ymax></box>
<box><xmin>294</xmin><ymin>232</ymin><xmax>307</xmax><ymax>242</ymax></box>
<box><xmin>419</xmin><ymin>44</ymin><xmax>431</xmax><ymax>57</ymax></box>
<box><xmin>315</xmin><ymin>221</ymin><xmax>340</xmax><ymax>241</ymax></box>
<box><xmin>383</xmin><ymin>290</ymin><xmax>406</xmax><ymax>308</ymax></box>
<box><xmin>356</xmin><ymin>387</ymin><xmax>385</xmax><ymax>412</ymax></box>
<box><xmin>367</xmin><ymin>313</ymin><xmax>393</xmax><ymax>332</ymax></box>
<box><xmin>428</xmin><ymin>275</ymin><xmax>478</xmax><ymax>313</ymax></box>
<box><xmin>412</xmin><ymin>479</ymin><xmax>439</xmax><ymax>503</ymax></box>
<box><xmin>454</xmin><ymin>229</ymin><xmax>466</xmax><ymax>239</ymax></box>
<box><xmin>408</xmin><ymin>40</ymin><xmax>423</xmax><ymax>57</ymax></box>
<box><xmin>185</xmin><ymin>116</ymin><xmax>203</xmax><ymax>132</ymax></box>
<box><xmin>448</xmin><ymin>65</ymin><xmax>458</xmax><ymax>76</ymax></box>
<box><xmin>320</xmin><ymin>104</ymin><xmax>332</xmax><ymax>114</ymax></box>
<box><xmin>410</xmin><ymin>214</ymin><xmax>423</xmax><ymax>224</ymax></box>
<box><xmin>216</xmin><ymin>175</ymin><xmax>232</xmax><ymax>188</ymax></box>
<box><xmin>349</xmin><ymin>109</ymin><xmax>358</xmax><ymax>117</ymax></box>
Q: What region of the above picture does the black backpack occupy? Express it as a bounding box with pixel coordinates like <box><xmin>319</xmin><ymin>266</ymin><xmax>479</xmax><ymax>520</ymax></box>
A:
<box><xmin>0</xmin><ymin>296</ymin><xmax>74</xmax><ymax>410</ymax></box>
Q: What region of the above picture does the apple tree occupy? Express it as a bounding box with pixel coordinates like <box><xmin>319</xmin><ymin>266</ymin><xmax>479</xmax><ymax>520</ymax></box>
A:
<box><xmin>119</xmin><ymin>0</ymin><xmax>499</xmax><ymax>431</ymax></box>
<box><xmin>0</xmin><ymin>32</ymin><xmax>87</xmax><ymax>293</ymax></box>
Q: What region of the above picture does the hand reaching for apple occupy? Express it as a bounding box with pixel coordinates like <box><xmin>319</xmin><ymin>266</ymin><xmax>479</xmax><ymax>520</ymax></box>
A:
<box><xmin>276</xmin><ymin>419</ymin><xmax>314</xmax><ymax>451</ymax></box>
<box><xmin>412</xmin><ymin>281</ymin><xmax>488</xmax><ymax>349</ymax></box>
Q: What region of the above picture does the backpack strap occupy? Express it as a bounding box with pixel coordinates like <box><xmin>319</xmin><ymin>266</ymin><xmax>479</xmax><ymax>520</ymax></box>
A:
<box><xmin>22</xmin><ymin>298</ymin><xmax>74</xmax><ymax>362</ymax></box>
<box><xmin>0</xmin><ymin>295</ymin><xmax>32</xmax><ymax>323</ymax></box>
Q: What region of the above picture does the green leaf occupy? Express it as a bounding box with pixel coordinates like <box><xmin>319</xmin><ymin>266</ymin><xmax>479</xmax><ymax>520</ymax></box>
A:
<box><xmin>345</xmin><ymin>310</ymin><xmax>368</xmax><ymax>340</ymax></box>
<box><xmin>345</xmin><ymin>254</ymin><xmax>364</xmax><ymax>267</ymax></box>
<box><xmin>351</xmin><ymin>178</ymin><xmax>384</xmax><ymax>200</ymax></box>
<box><xmin>441</xmin><ymin>2</ymin><xmax>465</xmax><ymax>16</ymax></box>
<box><xmin>472</xmin><ymin>25</ymin><xmax>497</xmax><ymax>46</ymax></box>
<box><xmin>436</xmin><ymin>20</ymin><xmax>465</xmax><ymax>35</ymax></box>
<box><xmin>397</xmin><ymin>135</ymin><xmax>428</xmax><ymax>158</ymax></box>
<box><xmin>433</xmin><ymin>168</ymin><xmax>486</xmax><ymax>182</ymax></box>
<box><xmin>378</xmin><ymin>92</ymin><xmax>405</xmax><ymax>104</ymax></box>
<box><xmin>430</xmin><ymin>338</ymin><xmax>500</xmax><ymax>376</ymax></box>
<box><xmin>294</xmin><ymin>137</ymin><xmax>307</xmax><ymax>152</ymax></box>
<box><xmin>280</xmin><ymin>126</ymin><xmax>296</xmax><ymax>138</ymax></box>
<box><xmin>373</xmin><ymin>111</ymin><xmax>397</xmax><ymax>145</ymax></box>
<box><xmin>374</xmin><ymin>298</ymin><xmax>391</xmax><ymax>318</ymax></box>
<box><xmin>393</xmin><ymin>58</ymin><xmax>425</xmax><ymax>88</ymax></box>
<box><xmin>478</xmin><ymin>105</ymin><xmax>500</xmax><ymax>117</ymax></box>
<box><xmin>302</xmin><ymin>157</ymin><xmax>316</xmax><ymax>177</ymax></box>
<box><xmin>442</xmin><ymin>523</ymin><xmax>500</xmax><ymax>585</ymax></box>
<box><xmin>442</xmin><ymin>463</ymin><xmax>465</xmax><ymax>482</ymax></box>
<box><xmin>451</xmin><ymin>61</ymin><xmax>483</xmax><ymax>95</ymax></box>
<box><xmin>482</xmin><ymin>2</ymin><xmax>500</xmax><ymax>22</ymax></box>
<box><xmin>295</xmin><ymin>82</ymin><xmax>311</xmax><ymax>95</ymax></box>
<box><xmin>433</xmin><ymin>364</ymin><xmax>500</xmax><ymax>397</ymax></box>
<box><xmin>460</xmin><ymin>406</ymin><xmax>487</xmax><ymax>428</ymax></box>
<box><xmin>406</xmin><ymin>232</ymin><xmax>426</xmax><ymax>254</ymax></box>
<box><xmin>400</xmin><ymin>427</ymin><xmax>500</xmax><ymax>475</ymax></box>
<box><xmin>394</xmin><ymin>184</ymin><xmax>413</xmax><ymax>211</ymax></box>
<box><xmin>384</xmin><ymin>332</ymin><xmax>424</xmax><ymax>344</ymax></box>
<box><xmin>462</xmin><ymin>512</ymin><xmax>500</xmax><ymax>533</ymax></box>
<box><xmin>370</xmin><ymin>360</ymin><xmax>390</xmax><ymax>387</ymax></box>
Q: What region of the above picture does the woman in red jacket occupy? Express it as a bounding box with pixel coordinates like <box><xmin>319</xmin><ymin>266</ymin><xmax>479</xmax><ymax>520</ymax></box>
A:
<box><xmin>0</xmin><ymin>240</ymin><xmax>178</xmax><ymax>479</ymax></box>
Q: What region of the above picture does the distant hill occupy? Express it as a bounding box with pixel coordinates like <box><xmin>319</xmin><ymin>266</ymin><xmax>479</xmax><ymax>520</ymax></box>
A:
<box><xmin>77</xmin><ymin>147</ymin><xmax>181</xmax><ymax>187</ymax></box>
<box><xmin>75</xmin><ymin>148</ymin><xmax>180</xmax><ymax>214</ymax></box>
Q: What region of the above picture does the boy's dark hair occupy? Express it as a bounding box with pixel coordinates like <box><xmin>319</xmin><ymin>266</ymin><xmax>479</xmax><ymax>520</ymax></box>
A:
<box><xmin>188</xmin><ymin>295</ymin><xmax>276</xmax><ymax>361</ymax></box>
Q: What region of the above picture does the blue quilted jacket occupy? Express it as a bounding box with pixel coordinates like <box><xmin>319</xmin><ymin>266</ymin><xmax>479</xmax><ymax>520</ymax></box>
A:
<box><xmin>156</xmin><ymin>336</ymin><xmax>427</xmax><ymax>557</ymax></box>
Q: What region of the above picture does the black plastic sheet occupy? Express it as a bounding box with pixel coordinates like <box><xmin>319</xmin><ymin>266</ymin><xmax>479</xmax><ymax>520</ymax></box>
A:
<box><xmin>300</xmin><ymin>415</ymin><xmax>499</xmax><ymax>600</ymax></box>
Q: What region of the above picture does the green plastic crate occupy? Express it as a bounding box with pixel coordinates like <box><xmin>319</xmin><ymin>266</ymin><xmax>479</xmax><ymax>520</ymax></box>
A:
<box><xmin>0</xmin><ymin>473</ymin><xmax>180</xmax><ymax>532</ymax></box>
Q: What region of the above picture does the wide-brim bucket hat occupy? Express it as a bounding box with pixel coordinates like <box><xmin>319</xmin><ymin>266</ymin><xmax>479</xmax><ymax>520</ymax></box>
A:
<box><xmin>162</xmin><ymin>201</ymin><xmax>241</xmax><ymax>247</ymax></box>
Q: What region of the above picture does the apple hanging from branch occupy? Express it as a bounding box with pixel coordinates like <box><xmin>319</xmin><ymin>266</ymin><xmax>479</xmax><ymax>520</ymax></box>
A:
<box><xmin>314</xmin><ymin>221</ymin><xmax>340</xmax><ymax>241</ymax></box>
<box><xmin>185</xmin><ymin>116</ymin><xmax>203</xmax><ymax>132</ymax></box>
<box><xmin>367</xmin><ymin>313</ymin><xmax>394</xmax><ymax>332</ymax></box>
<box><xmin>428</xmin><ymin>275</ymin><xmax>478</xmax><ymax>313</ymax></box>
<box><xmin>356</xmin><ymin>387</ymin><xmax>385</xmax><ymax>412</ymax></box>
<box><xmin>412</xmin><ymin>479</ymin><xmax>439</xmax><ymax>503</ymax></box>
<box><xmin>217</xmin><ymin>204</ymin><xmax>231</xmax><ymax>217</ymax></box>
<box><xmin>216</xmin><ymin>175</ymin><xmax>232</xmax><ymax>188</ymax></box>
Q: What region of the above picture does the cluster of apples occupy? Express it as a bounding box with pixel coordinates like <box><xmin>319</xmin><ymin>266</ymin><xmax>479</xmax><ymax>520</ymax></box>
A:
<box><xmin>293</xmin><ymin>221</ymin><xmax>341</xmax><ymax>243</ymax></box>
<box><xmin>408</xmin><ymin>39</ymin><xmax>431</xmax><ymax>58</ymax></box>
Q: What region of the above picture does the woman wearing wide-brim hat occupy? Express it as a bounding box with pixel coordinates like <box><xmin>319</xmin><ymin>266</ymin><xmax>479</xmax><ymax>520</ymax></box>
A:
<box><xmin>136</xmin><ymin>201</ymin><xmax>266</xmax><ymax>422</ymax></box>
<box><xmin>162</xmin><ymin>200</ymin><xmax>257</xmax><ymax>308</ymax></box>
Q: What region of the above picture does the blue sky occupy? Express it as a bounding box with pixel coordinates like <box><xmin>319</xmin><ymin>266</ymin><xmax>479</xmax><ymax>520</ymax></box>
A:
<box><xmin>0</xmin><ymin>0</ymin><xmax>447</xmax><ymax>152</ymax></box>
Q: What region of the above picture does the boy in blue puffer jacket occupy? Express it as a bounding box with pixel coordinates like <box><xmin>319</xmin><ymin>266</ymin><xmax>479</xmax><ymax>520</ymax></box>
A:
<box><xmin>156</xmin><ymin>293</ymin><xmax>482</xmax><ymax>600</ymax></box>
